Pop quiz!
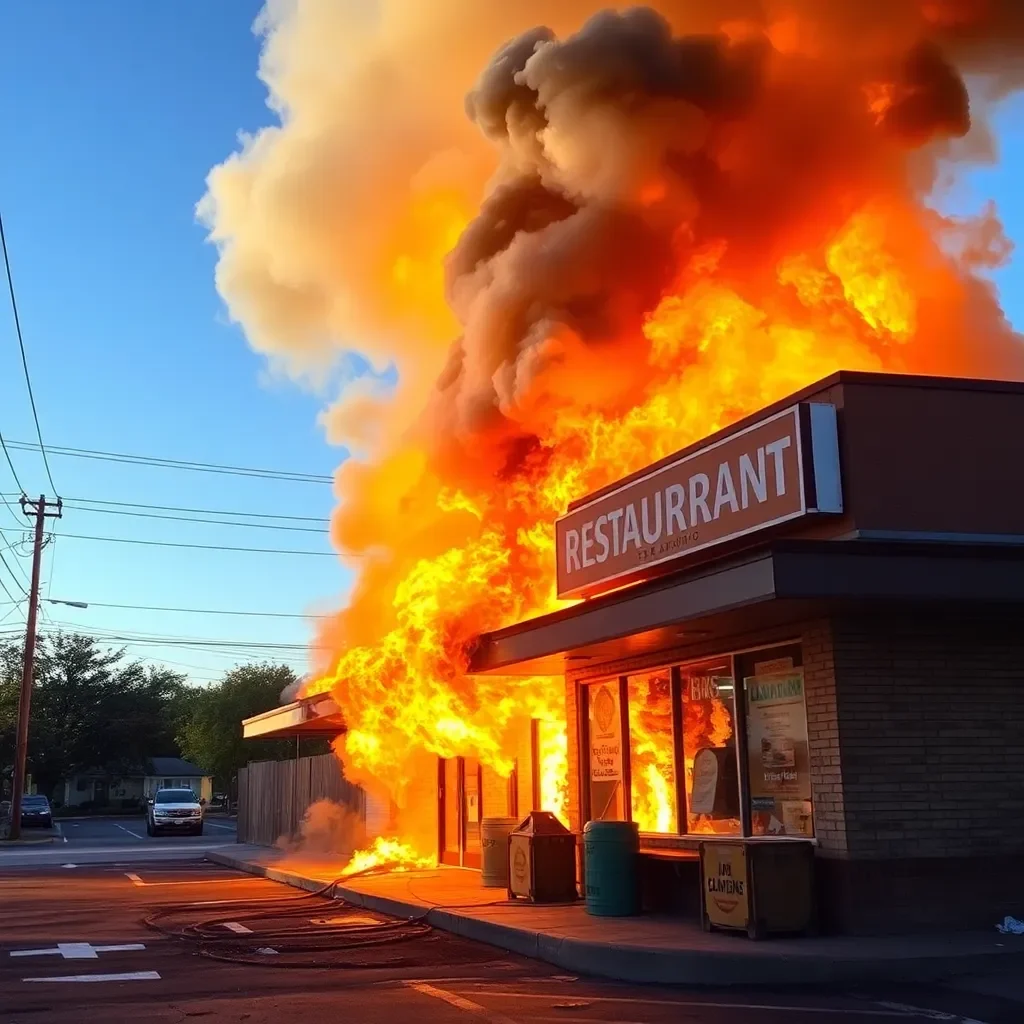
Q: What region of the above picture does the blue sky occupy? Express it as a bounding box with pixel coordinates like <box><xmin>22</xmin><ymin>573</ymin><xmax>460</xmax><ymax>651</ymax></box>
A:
<box><xmin>0</xmin><ymin>2</ymin><xmax>345</xmax><ymax>683</ymax></box>
<box><xmin>0</xmin><ymin>5</ymin><xmax>1021</xmax><ymax>686</ymax></box>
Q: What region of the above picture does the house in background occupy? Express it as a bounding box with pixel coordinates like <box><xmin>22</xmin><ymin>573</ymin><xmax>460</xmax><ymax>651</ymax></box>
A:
<box><xmin>61</xmin><ymin>757</ymin><xmax>213</xmax><ymax>809</ymax></box>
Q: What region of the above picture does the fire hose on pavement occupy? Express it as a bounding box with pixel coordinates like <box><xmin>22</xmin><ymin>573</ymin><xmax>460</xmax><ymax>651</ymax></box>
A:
<box><xmin>142</xmin><ymin>866</ymin><xmax>504</xmax><ymax>970</ymax></box>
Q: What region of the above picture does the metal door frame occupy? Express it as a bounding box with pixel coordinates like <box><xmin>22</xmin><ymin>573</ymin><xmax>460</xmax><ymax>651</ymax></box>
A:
<box><xmin>438</xmin><ymin>756</ymin><xmax>484</xmax><ymax>868</ymax></box>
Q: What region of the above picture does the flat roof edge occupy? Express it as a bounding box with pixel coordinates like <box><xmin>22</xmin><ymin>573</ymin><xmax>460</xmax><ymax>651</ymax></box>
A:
<box><xmin>568</xmin><ymin>370</ymin><xmax>1024</xmax><ymax>512</ymax></box>
<box><xmin>241</xmin><ymin>694</ymin><xmax>344</xmax><ymax>739</ymax></box>
<box><xmin>468</xmin><ymin>539</ymin><xmax>1024</xmax><ymax>676</ymax></box>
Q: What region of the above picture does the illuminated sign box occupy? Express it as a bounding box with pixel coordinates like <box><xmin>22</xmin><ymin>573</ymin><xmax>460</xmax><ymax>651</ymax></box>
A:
<box><xmin>555</xmin><ymin>403</ymin><xmax>842</xmax><ymax>600</ymax></box>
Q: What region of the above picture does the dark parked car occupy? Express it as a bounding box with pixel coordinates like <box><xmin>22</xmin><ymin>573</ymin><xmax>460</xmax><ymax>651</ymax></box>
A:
<box><xmin>20</xmin><ymin>794</ymin><xmax>53</xmax><ymax>828</ymax></box>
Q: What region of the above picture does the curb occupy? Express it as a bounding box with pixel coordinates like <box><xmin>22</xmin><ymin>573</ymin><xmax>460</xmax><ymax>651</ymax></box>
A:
<box><xmin>0</xmin><ymin>835</ymin><xmax>57</xmax><ymax>847</ymax></box>
<box><xmin>206</xmin><ymin>849</ymin><xmax>1024</xmax><ymax>986</ymax></box>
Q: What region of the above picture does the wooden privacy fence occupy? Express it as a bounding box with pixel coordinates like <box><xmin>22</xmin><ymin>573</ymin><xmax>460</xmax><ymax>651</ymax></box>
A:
<box><xmin>237</xmin><ymin>753</ymin><xmax>365</xmax><ymax>847</ymax></box>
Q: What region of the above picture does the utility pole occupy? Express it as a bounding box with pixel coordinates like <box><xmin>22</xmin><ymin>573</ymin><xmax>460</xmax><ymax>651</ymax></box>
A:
<box><xmin>7</xmin><ymin>495</ymin><xmax>61</xmax><ymax>841</ymax></box>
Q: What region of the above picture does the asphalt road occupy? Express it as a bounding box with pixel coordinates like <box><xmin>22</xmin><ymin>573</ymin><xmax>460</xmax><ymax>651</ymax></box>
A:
<box><xmin>1</xmin><ymin>814</ymin><xmax>237</xmax><ymax>866</ymax></box>
<box><xmin>0</xmin><ymin>835</ymin><xmax>1020</xmax><ymax>1024</ymax></box>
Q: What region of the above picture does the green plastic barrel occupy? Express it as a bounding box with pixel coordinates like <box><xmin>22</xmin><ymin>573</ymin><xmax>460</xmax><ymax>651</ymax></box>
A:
<box><xmin>583</xmin><ymin>820</ymin><xmax>640</xmax><ymax>917</ymax></box>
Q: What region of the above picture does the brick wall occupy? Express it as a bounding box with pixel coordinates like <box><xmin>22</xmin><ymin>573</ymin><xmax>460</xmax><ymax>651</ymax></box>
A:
<box><xmin>832</xmin><ymin>606</ymin><xmax>1024</xmax><ymax>860</ymax></box>
<box><xmin>802</xmin><ymin>620</ymin><xmax>847</xmax><ymax>856</ymax></box>
<box><xmin>564</xmin><ymin>676</ymin><xmax>582</xmax><ymax>832</ymax></box>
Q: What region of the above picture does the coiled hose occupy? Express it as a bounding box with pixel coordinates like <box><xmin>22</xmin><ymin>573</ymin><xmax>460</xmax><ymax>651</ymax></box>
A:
<box><xmin>143</xmin><ymin>870</ymin><xmax>433</xmax><ymax>968</ymax></box>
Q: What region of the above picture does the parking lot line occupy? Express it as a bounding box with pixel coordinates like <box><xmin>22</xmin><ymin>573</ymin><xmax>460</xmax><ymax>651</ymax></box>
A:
<box><xmin>125</xmin><ymin>876</ymin><xmax>257</xmax><ymax>887</ymax></box>
<box><xmin>114</xmin><ymin>823</ymin><xmax>145</xmax><ymax>840</ymax></box>
<box><xmin>406</xmin><ymin>982</ymin><xmax>519</xmax><ymax>1023</ymax></box>
<box><xmin>222</xmin><ymin>922</ymin><xmax>253</xmax><ymax>934</ymax></box>
<box><xmin>445</xmin><ymin>989</ymin><xmax>921</xmax><ymax>1018</ymax></box>
<box><xmin>23</xmin><ymin>971</ymin><xmax>161</xmax><ymax>983</ymax></box>
<box><xmin>203</xmin><ymin>821</ymin><xmax>236</xmax><ymax>831</ymax></box>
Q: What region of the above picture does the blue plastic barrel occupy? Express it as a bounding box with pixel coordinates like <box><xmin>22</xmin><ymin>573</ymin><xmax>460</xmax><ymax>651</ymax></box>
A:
<box><xmin>583</xmin><ymin>820</ymin><xmax>640</xmax><ymax>917</ymax></box>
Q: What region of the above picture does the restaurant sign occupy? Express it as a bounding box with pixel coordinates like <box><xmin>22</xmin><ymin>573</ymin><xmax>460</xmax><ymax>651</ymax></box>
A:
<box><xmin>555</xmin><ymin>403</ymin><xmax>842</xmax><ymax>599</ymax></box>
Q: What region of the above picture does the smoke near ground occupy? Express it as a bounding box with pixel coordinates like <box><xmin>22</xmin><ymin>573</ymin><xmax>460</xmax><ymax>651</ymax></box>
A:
<box><xmin>276</xmin><ymin>798</ymin><xmax>366</xmax><ymax>857</ymax></box>
<box><xmin>202</xmin><ymin>2</ymin><xmax>1024</xmax><ymax>808</ymax></box>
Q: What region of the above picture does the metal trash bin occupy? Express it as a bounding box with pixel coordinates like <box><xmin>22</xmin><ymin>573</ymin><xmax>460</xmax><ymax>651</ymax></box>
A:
<box><xmin>583</xmin><ymin>820</ymin><xmax>640</xmax><ymax>917</ymax></box>
<box><xmin>507</xmin><ymin>811</ymin><xmax>578</xmax><ymax>903</ymax></box>
<box><xmin>699</xmin><ymin>839</ymin><xmax>816</xmax><ymax>938</ymax></box>
<box><xmin>480</xmin><ymin>817</ymin><xmax>518</xmax><ymax>888</ymax></box>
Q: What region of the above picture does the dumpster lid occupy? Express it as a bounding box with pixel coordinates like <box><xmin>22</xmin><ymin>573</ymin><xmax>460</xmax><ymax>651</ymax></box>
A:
<box><xmin>512</xmin><ymin>811</ymin><xmax>571</xmax><ymax>835</ymax></box>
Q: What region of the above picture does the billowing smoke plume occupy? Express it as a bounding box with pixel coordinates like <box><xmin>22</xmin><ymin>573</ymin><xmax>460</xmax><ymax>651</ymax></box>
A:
<box><xmin>201</xmin><ymin>1</ymin><xmax>1024</xmax><ymax>828</ymax></box>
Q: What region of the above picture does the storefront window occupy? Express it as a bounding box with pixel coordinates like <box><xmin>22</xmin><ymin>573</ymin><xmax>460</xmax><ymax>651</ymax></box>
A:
<box><xmin>737</xmin><ymin>644</ymin><xmax>814</xmax><ymax>837</ymax></box>
<box><xmin>586</xmin><ymin>680</ymin><xmax>626</xmax><ymax>821</ymax></box>
<box><xmin>627</xmin><ymin>670</ymin><xmax>676</xmax><ymax>834</ymax></box>
<box><xmin>681</xmin><ymin>659</ymin><xmax>741</xmax><ymax>835</ymax></box>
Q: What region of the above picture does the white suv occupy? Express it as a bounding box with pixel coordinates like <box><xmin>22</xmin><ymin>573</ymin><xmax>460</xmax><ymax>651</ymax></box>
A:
<box><xmin>146</xmin><ymin>788</ymin><xmax>204</xmax><ymax>837</ymax></box>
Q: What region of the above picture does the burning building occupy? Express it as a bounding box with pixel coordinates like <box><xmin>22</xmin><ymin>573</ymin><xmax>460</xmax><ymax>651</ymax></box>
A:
<box><xmin>214</xmin><ymin>2</ymin><xmax>1024</xmax><ymax>931</ymax></box>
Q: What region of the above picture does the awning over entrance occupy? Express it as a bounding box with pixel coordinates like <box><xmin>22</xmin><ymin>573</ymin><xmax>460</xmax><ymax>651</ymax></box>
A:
<box><xmin>467</xmin><ymin>539</ymin><xmax>1024</xmax><ymax>676</ymax></box>
<box><xmin>241</xmin><ymin>693</ymin><xmax>346</xmax><ymax>740</ymax></box>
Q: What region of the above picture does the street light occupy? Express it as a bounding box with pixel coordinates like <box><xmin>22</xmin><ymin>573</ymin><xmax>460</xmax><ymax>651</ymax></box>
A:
<box><xmin>46</xmin><ymin>599</ymin><xmax>88</xmax><ymax>609</ymax></box>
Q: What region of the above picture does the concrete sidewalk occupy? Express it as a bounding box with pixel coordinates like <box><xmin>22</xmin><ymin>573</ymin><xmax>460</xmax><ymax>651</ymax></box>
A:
<box><xmin>207</xmin><ymin>844</ymin><xmax>1024</xmax><ymax>986</ymax></box>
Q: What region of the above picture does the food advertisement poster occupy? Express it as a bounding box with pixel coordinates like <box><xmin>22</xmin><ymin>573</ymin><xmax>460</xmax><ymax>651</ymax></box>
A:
<box><xmin>589</xmin><ymin>683</ymin><xmax>622</xmax><ymax>783</ymax></box>
<box><xmin>744</xmin><ymin>669</ymin><xmax>813</xmax><ymax>836</ymax></box>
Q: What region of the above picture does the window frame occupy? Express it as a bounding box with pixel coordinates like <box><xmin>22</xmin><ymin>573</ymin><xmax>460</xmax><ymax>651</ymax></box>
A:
<box><xmin>578</xmin><ymin>639</ymin><xmax>810</xmax><ymax>841</ymax></box>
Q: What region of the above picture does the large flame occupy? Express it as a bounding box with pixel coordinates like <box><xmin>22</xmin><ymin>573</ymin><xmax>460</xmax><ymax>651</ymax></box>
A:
<box><xmin>202</xmin><ymin>1</ymin><xmax>1024</xmax><ymax>850</ymax></box>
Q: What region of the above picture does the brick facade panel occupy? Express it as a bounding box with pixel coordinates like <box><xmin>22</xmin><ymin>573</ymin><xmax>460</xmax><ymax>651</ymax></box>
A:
<box><xmin>832</xmin><ymin>607</ymin><xmax>1024</xmax><ymax>860</ymax></box>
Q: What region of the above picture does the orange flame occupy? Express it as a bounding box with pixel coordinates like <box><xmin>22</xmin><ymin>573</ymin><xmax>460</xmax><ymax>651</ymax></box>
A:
<box><xmin>341</xmin><ymin>836</ymin><xmax>435</xmax><ymax>876</ymax></box>
<box><xmin>203</xmin><ymin>2</ymin><xmax>1024</xmax><ymax>859</ymax></box>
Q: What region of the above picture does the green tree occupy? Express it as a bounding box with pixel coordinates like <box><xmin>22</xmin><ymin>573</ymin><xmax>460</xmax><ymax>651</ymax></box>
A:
<box><xmin>0</xmin><ymin>633</ymin><xmax>191</xmax><ymax>797</ymax></box>
<box><xmin>176</xmin><ymin>662</ymin><xmax>304</xmax><ymax>789</ymax></box>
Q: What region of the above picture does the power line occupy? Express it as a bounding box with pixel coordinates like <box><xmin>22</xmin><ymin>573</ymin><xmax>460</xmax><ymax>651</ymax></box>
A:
<box><xmin>45</xmin><ymin>599</ymin><xmax>332</xmax><ymax>619</ymax></box>
<box><xmin>1</xmin><ymin>528</ymin><xmax>32</xmax><ymax>589</ymax></box>
<box><xmin>0</xmin><ymin>466</ymin><xmax>24</xmax><ymax>505</ymax></box>
<box><xmin>0</xmin><ymin>212</ymin><xmax>57</xmax><ymax>493</ymax></box>
<box><xmin>1</xmin><ymin>615</ymin><xmax>329</xmax><ymax>650</ymax></box>
<box><xmin>60</xmin><ymin>503</ymin><xmax>327</xmax><ymax>533</ymax></box>
<box><xmin>21</xmin><ymin>621</ymin><xmax>322</xmax><ymax>648</ymax></box>
<box><xmin>0</xmin><ymin>598</ymin><xmax>24</xmax><ymax>625</ymax></box>
<box><xmin>0</xmin><ymin>539</ymin><xmax>28</xmax><ymax>597</ymax></box>
<box><xmin>45</xmin><ymin>527</ymin><xmax>56</xmax><ymax>601</ymax></box>
<box><xmin>0</xmin><ymin>628</ymin><xmax>309</xmax><ymax>670</ymax></box>
<box><xmin>17</xmin><ymin>495</ymin><xmax>329</xmax><ymax>523</ymax></box>
<box><xmin>3</xmin><ymin>440</ymin><xmax>332</xmax><ymax>484</ymax></box>
<box><xmin>0</xmin><ymin>627</ymin><xmax>317</xmax><ymax>658</ymax></box>
<box><xmin>0</xmin><ymin>527</ymin><xmax>336</xmax><ymax>557</ymax></box>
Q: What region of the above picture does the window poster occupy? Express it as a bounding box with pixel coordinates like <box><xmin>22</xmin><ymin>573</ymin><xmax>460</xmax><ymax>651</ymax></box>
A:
<box><xmin>744</xmin><ymin>669</ymin><xmax>814</xmax><ymax>837</ymax></box>
<box><xmin>589</xmin><ymin>682</ymin><xmax>622</xmax><ymax>783</ymax></box>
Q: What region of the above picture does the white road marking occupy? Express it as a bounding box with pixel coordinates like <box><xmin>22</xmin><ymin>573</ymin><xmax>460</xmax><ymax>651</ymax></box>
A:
<box><xmin>11</xmin><ymin>943</ymin><xmax>146</xmax><ymax>960</ymax></box>
<box><xmin>255</xmin><ymin>947</ymin><xmax>279</xmax><ymax>955</ymax></box>
<box><xmin>448</xmin><ymin>989</ymin><xmax>920</xmax><ymax>1017</ymax></box>
<box><xmin>406</xmin><ymin>982</ymin><xmax>519</xmax><ymax>1023</ymax></box>
<box><xmin>222</xmin><ymin>922</ymin><xmax>253</xmax><ymax>934</ymax></box>
<box><xmin>114</xmin><ymin>823</ymin><xmax>145</xmax><ymax>840</ymax></box>
<box><xmin>60</xmin><ymin>863</ymin><xmax>77</xmax><ymax>869</ymax></box>
<box><xmin>124</xmin><ymin>876</ymin><xmax>255</xmax><ymax>888</ymax></box>
<box><xmin>125</xmin><ymin>872</ymin><xmax>144</xmax><ymax>886</ymax></box>
<box><xmin>23</xmin><ymin>970</ymin><xmax>160</xmax><ymax>983</ymax></box>
<box><xmin>203</xmin><ymin>821</ymin><xmax>236</xmax><ymax>831</ymax></box>
<box><xmin>876</xmin><ymin>1001</ymin><xmax>989</xmax><ymax>1023</ymax></box>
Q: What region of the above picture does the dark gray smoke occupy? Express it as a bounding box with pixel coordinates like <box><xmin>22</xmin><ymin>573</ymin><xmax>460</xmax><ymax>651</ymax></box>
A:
<box><xmin>430</xmin><ymin>3</ymin><xmax>1024</xmax><ymax>465</ymax></box>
